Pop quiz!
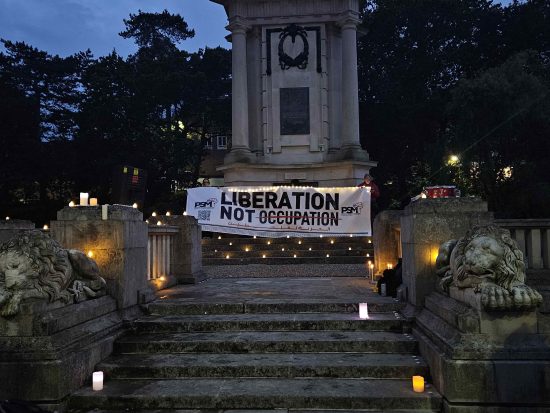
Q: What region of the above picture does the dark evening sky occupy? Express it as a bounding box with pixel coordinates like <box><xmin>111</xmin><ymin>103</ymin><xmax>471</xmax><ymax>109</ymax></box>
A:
<box><xmin>0</xmin><ymin>0</ymin><xmax>230</xmax><ymax>57</ymax></box>
<box><xmin>0</xmin><ymin>0</ymin><xmax>513</xmax><ymax>58</ymax></box>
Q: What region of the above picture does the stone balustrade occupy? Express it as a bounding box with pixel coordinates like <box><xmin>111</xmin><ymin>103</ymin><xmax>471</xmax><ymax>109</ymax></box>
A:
<box><xmin>147</xmin><ymin>225</ymin><xmax>178</xmax><ymax>281</ymax></box>
<box><xmin>496</xmin><ymin>219</ymin><xmax>550</xmax><ymax>270</ymax></box>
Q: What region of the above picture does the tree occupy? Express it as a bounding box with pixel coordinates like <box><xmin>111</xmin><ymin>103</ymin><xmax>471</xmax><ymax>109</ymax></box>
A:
<box><xmin>444</xmin><ymin>51</ymin><xmax>550</xmax><ymax>217</ymax></box>
<box><xmin>357</xmin><ymin>0</ymin><xmax>505</xmax><ymax>207</ymax></box>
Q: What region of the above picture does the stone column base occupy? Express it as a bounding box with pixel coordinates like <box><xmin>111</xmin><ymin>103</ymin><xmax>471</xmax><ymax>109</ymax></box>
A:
<box><xmin>218</xmin><ymin>160</ymin><xmax>377</xmax><ymax>187</ymax></box>
<box><xmin>224</xmin><ymin>148</ymin><xmax>255</xmax><ymax>164</ymax></box>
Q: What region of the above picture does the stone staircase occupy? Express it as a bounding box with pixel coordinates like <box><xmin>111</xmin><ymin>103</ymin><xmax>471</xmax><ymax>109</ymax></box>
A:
<box><xmin>202</xmin><ymin>236</ymin><xmax>374</xmax><ymax>265</ymax></box>
<box><xmin>68</xmin><ymin>294</ymin><xmax>441</xmax><ymax>412</ymax></box>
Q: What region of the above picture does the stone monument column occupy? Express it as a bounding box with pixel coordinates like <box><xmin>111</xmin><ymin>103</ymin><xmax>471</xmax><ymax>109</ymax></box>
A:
<box><xmin>225</xmin><ymin>18</ymin><xmax>254</xmax><ymax>164</ymax></box>
<box><xmin>338</xmin><ymin>16</ymin><xmax>368</xmax><ymax>161</ymax></box>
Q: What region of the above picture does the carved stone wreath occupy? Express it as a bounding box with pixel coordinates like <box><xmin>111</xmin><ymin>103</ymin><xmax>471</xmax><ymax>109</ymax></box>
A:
<box><xmin>278</xmin><ymin>24</ymin><xmax>309</xmax><ymax>71</ymax></box>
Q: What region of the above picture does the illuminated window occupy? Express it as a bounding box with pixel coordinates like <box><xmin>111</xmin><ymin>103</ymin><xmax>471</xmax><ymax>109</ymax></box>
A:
<box><xmin>217</xmin><ymin>135</ymin><xmax>228</xmax><ymax>150</ymax></box>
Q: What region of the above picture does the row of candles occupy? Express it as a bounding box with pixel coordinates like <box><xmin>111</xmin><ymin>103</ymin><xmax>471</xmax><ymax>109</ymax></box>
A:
<box><xmin>67</xmin><ymin>193</ymin><xmax>139</xmax><ymax>209</ymax></box>
<box><xmin>90</xmin><ymin>303</ymin><xmax>425</xmax><ymax>393</ymax></box>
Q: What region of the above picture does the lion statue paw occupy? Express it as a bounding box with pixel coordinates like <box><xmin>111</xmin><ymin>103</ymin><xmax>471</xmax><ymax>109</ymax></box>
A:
<box><xmin>436</xmin><ymin>225</ymin><xmax>542</xmax><ymax>312</ymax></box>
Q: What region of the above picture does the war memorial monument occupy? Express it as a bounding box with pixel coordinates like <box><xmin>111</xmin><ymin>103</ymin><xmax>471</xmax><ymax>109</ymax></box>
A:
<box><xmin>0</xmin><ymin>0</ymin><xmax>549</xmax><ymax>412</ymax></box>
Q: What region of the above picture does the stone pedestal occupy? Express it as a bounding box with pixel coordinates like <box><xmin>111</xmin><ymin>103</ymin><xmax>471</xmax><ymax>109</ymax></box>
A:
<box><xmin>51</xmin><ymin>205</ymin><xmax>149</xmax><ymax>309</ymax></box>
<box><xmin>163</xmin><ymin>215</ymin><xmax>206</xmax><ymax>284</ymax></box>
<box><xmin>212</xmin><ymin>0</ymin><xmax>376</xmax><ymax>186</ymax></box>
<box><xmin>415</xmin><ymin>292</ymin><xmax>550</xmax><ymax>412</ymax></box>
<box><xmin>400</xmin><ymin>198</ymin><xmax>493</xmax><ymax>309</ymax></box>
<box><xmin>0</xmin><ymin>295</ymin><xmax>123</xmax><ymax>408</ymax></box>
<box><xmin>373</xmin><ymin>210</ymin><xmax>403</xmax><ymax>277</ymax></box>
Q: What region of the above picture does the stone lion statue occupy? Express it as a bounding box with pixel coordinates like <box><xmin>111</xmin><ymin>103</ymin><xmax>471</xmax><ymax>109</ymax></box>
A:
<box><xmin>0</xmin><ymin>230</ymin><xmax>106</xmax><ymax>317</ymax></box>
<box><xmin>436</xmin><ymin>224</ymin><xmax>542</xmax><ymax>311</ymax></box>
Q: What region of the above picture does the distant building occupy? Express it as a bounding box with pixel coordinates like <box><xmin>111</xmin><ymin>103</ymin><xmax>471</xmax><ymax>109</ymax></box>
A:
<box><xmin>199</xmin><ymin>133</ymin><xmax>231</xmax><ymax>187</ymax></box>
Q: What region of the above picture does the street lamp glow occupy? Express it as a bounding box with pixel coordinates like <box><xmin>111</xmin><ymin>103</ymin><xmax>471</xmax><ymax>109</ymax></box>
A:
<box><xmin>447</xmin><ymin>155</ymin><xmax>460</xmax><ymax>166</ymax></box>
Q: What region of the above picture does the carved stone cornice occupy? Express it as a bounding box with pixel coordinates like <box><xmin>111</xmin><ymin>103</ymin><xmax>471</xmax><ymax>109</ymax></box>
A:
<box><xmin>336</xmin><ymin>13</ymin><xmax>361</xmax><ymax>30</ymax></box>
<box><xmin>226</xmin><ymin>16</ymin><xmax>251</xmax><ymax>34</ymax></box>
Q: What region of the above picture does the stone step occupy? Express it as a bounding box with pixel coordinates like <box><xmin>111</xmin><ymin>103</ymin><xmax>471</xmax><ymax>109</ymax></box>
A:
<box><xmin>203</xmin><ymin>248</ymin><xmax>372</xmax><ymax>258</ymax></box>
<box><xmin>98</xmin><ymin>352</ymin><xmax>428</xmax><ymax>379</ymax></box>
<box><xmin>202</xmin><ymin>237</ymin><xmax>373</xmax><ymax>246</ymax></box>
<box><xmin>79</xmin><ymin>409</ymin><xmax>440</xmax><ymax>413</ymax></box>
<box><xmin>202</xmin><ymin>244</ymin><xmax>373</xmax><ymax>253</ymax></box>
<box><xmin>146</xmin><ymin>301</ymin><xmax>403</xmax><ymax>316</ymax></box>
<box><xmin>133</xmin><ymin>313</ymin><xmax>407</xmax><ymax>333</ymax></box>
<box><xmin>204</xmin><ymin>256</ymin><xmax>371</xmax><ymax>265</ymax></box>
<box><xmin>69</xmin><ymin>378</ymin><xmax>441</xmax><ymax>411</ymax></box>
<box><xmin>114</xmin><ymin>331</ymin><xmax>417</xmax><ymax>354</ymax></box>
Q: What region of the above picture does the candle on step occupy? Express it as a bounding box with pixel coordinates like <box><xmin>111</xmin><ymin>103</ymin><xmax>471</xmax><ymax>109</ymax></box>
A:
<box><xmin>80</xmin><ymin>192</ymin><xmax>89</xmax><ymax>206</ymax></box>
<box><xmin>92</xmin><ymin>371</ymin><xmax>103</xmax><ymax>391</ymax></box>
<box><xmin>90</xmin><ymin>198</ymin><xmax>98</xmax><ymax>206</ymax></box>
<box><xmin>412</xmin><ymin>375</ymin><xmax>425</xmax><ymax>393</ymax></box>
<box><xmin>359</xmin><ymin>303</ymin><xmax>369</xmax><ymax>319</ymax></box>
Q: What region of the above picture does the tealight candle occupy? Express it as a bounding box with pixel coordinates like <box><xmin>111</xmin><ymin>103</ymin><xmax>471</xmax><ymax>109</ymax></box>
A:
<box><xmin>92</xmin><ymin>371</ymin><xmax>103</xmax><ymax>391</ymax></box>
<box><xmin>90</xmin><ymin>198</ymin><xmax>98</xmax><ymax>206</ymax></box>
<box><xmin>359</xmin><ymin>303</ymin><xmax>369</xmax><ymax>319</ymax></box>
<box><xmin>412</xmin><ymin>376</ymin><xmax>425</xmax><ymax>393</ymax></box>
<box><xmin>80</xmin><ymin>192</ymin><xmax>89</xmax><ymax>206</ymax></box>
<box><xmin>132</xmin><ymin>203</ymin><xmax>138</xmax><ymax>209</ymax></box>
<box><xmin>69</xmin><ymin>201</ymin><xmax>75</xmax><ymax>207</ymax></box>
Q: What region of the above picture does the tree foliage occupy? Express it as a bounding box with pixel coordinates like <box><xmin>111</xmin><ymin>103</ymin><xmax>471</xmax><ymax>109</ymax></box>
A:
<box><xmin>0</xmin><ymin>10</ymin><xmax>230</xmax><ymax>222</ymax></box>
<box><xmin>1</xmin><ymin>1</ymin><xmax>549</xmax><ymax>222</ymax></box>
<box><xmin>358</xmin><ymin>0</ymin><xmax>550</xmax><ymax>216</ymax></box>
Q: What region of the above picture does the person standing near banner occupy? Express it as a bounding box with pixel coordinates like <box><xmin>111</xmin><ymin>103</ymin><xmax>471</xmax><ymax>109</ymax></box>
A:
<box><xmin>358</xmin><ymin>173</ymin><xmax>380</xmax><ymax>218</ymax></box>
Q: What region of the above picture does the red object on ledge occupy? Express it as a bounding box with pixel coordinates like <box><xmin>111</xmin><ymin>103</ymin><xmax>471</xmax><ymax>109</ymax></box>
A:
<box><xmin>424</xmin><ymin>186</ymin><xmax>458</xmax><ymax>198</ymax></box>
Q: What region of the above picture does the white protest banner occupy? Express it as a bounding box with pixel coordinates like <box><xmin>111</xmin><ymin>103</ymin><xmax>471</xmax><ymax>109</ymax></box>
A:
<box><xmin>186</xmin><ymin>186</ymin><xmax>371</xmax><ymax>238</ymax></box>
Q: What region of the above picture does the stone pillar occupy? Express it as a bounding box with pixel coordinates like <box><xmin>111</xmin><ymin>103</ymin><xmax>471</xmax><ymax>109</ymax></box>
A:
<box><xmin>225</xmin><ymin>18</ymin><xmax>254</xmax><ymax>164</ymax></box>
<box><xmin>164</xmin><ymin>215</ymin><xmax>206</xmax><ymax>284</ymax></box>
<box><xmin>338</xmin><ymin>16</ymin><xmax>368</xmax><ymax>161</ymax></box>
<box><xmin>51</xmin><ymin>205</ymin><xmax>149</xmax><ymax>309</ymax></box>
<box><xmin>400</xmin><ymin>198</ymin><xmax>494</xmax><ymax>309</ymax></box>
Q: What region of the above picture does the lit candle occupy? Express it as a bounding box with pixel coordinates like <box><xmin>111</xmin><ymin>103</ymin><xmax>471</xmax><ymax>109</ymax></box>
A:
<box><xmin>87</xmin><ymin>251</ymin><xmax>94</xmax><ymax>258</ymax></box>
<box><xmin>359</xmin><ymin>303</ymin><xmax>369</xmax><ymax>319</ymax></box>
<box><xmin>80</xmin><ymin>192</ymin><xmax>89</xmax><ymax>206</ymax></box>
<box><xmin>5</xmin><ymin>216</ymin><xmax>9</xmax><ymax>221</ymax></box>
<box><xmin>43</xmin><ymin>225</ymin><xmax>49</xmax><ymax>230</ymax></box>
<box><xmin>132</xmin><ymin>203</ymin><xmax>138</xmax><ymax>209</ymax></box>
<box><xmin>101</xmin><ymin>204</ymin><xmax>108</xmax><ymax>220</ymax></box>
<box><xmin>69</xmin><ymin>201</ymin><xmax>75</xmax><ymax>207</ymax></box>
<box><xmin>387</xmin><ymin>263</ymin><xmax>393</xmax><ymax>270</ymax></box>
<box><xmin>90</xmin><ymin>198</ymin><xmax>98</xmax><ymax>206</ymax></box>
<box><xmin>412</xmin><ymin>376</ymin><xmax>425</xmax><ymax>393</ymax></box>
<box><xmin>166</xmin><ymin>211</ymin><xmax>171</xmax><ymax>216</ymax></box>
<box><xmin>92</xmin><ymin>371</ymin><xmax>103</xmax><ymax>391</ymax></box>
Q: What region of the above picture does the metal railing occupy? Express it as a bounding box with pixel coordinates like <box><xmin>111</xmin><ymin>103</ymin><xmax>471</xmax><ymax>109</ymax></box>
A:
<box><xmin>147</xmin><ymin>225</ymin><xmax>179</xmax><ymax>280</ymax></box>
<box><xmin>496</xmin><ymin>219</ymin><xmax>550</xmax><ymax>270</ymax></box>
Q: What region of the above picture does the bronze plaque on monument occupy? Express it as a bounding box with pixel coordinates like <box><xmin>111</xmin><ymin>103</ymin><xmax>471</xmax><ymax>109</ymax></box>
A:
<box><xmin>280</xmin><ymin>87</ymin><xmax>310</xmax><ymax>135</ymax></box>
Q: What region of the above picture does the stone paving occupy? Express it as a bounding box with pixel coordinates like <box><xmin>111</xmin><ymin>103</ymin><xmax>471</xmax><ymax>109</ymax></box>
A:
<box><xmin>156</xmin><ymin>277</ymin><xmax>380</xmax><ymax>304</ymax></box>
<box><xmin>203</xmin><ymin>263</ymin><xmax>370</xmax><ymax>278</ymax></box>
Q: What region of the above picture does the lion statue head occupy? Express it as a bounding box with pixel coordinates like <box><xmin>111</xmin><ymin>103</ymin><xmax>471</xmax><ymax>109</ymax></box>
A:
<box><xmin>437</xmin><ymin>225</ymin><xmax>542</xmax><ymax>311</ymax></box>
<box><xmin>0</xmin><ymin>231</ymin><xmax>106</xmax><ymax>317</ymax></box>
